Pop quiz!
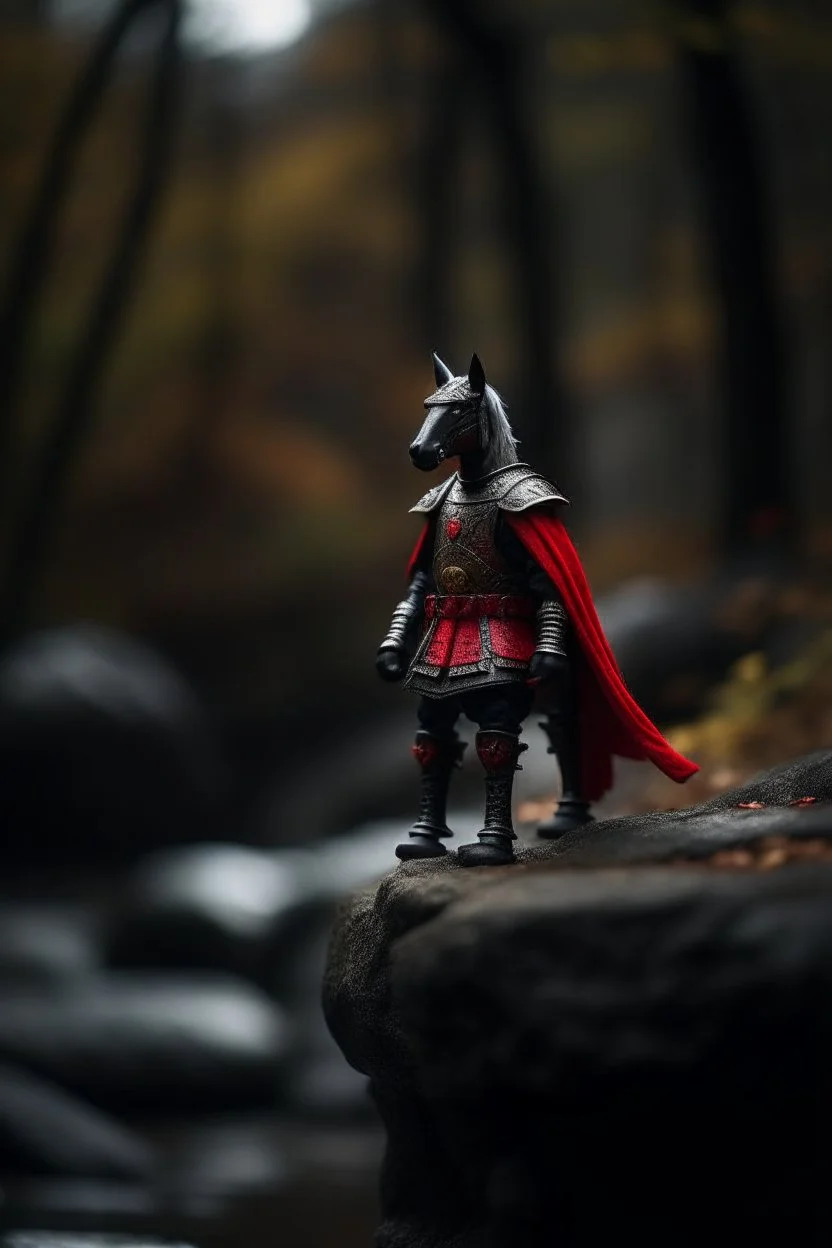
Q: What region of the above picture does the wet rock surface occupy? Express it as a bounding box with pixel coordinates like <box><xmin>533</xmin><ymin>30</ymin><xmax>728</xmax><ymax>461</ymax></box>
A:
<box><xmin>324</xmin><ymin>752</ymin><xmax>832</xmax><ymax>1248</ymax></box>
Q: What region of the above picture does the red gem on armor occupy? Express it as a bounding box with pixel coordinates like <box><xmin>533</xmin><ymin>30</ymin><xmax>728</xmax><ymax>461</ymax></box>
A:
<box><xmin>412</xmin><ymin>739</ymin><xmax>440</xmax><ymax>768</ymax></box>
<box><xmin>446</xmin><ymin>517</ymin><xmax>461</xmax><ymax>540</ymax></box>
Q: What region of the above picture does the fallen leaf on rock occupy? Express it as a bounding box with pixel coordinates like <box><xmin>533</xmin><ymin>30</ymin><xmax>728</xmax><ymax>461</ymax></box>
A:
<box><xmin>517</xmin><ymin>798</ymin><xmax>557</xmax><ymax>823</ymax></box>
<box><xmin>690</xmin><ymin>836</ymin><xmax>832</xmax><ymax>872</ymax></box>
<box><xmin>758</xmin><ymin>846</ymin><xmax>789</xmax><ymax>870</ymax></box>
<box><xmin>708</xmin><ymin>848</ymin><xmax>755</xmax><ymax>869</ymax></box>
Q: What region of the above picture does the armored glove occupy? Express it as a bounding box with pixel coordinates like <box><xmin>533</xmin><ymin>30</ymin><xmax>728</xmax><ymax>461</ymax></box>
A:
<box><xmin>376</xmin><ymin>649</ymin><xmax>408</xmax><ymax>682</ymax></box>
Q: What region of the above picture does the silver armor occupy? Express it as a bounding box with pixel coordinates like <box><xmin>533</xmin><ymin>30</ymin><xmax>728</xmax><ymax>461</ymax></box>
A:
<box><xmin>378</xmin><ymin>570</ymin><xmax>429</xmax><ymax>654</ymax></box>
<box><xmin>535</xmin><ymin>600</ymin><xmax>568</xmax><ymax>656</ymax></box>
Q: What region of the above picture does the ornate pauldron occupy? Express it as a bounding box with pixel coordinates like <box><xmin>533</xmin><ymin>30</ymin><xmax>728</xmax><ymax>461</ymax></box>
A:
<box><xmin>410</xmin><ymin>463</ymin><xmax>568</xmax><ymax>516</ymax></box>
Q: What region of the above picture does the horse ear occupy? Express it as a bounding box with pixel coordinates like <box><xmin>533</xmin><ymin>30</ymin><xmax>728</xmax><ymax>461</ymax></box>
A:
<box><xmin>468</xmin><ymin>352</ymin><xmax>486</xmax><ymax>395</ymax></box>
<box><xmin>432</xmin><ymin>352</ymin><xmax>453</xmax><ymax>387</ymax></box>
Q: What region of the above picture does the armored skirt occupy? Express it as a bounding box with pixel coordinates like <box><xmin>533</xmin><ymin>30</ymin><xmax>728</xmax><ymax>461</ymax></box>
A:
<box><xmin>405</xmin><ymin>592</ymin><xmax>537</xmax><ymax>697</ymax></box>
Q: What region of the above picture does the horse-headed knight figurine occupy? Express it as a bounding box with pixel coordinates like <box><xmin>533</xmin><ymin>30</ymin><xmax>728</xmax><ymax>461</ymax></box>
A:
<box><xmin>377</xmin><ymin>352</ymin><xmax>697</xmax><ymax>867</ymax></box>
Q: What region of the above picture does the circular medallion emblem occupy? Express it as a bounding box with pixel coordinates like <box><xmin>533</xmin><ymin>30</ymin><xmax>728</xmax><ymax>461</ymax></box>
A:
<box><xmin>440</xmin><ymin>565</ymin><xmax>471</xmax><ymax>593</ymax></box>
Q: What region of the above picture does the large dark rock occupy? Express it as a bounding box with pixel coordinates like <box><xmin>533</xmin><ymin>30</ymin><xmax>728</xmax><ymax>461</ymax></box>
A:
<box><xmin>324</xmin><ymin>752</ymin><xmax>832</xmax><ymax>1247</ymax></box>
<box><xmin>0</xmin><ymin>975</ymin><xmax>287</xmax><ymax>1113</ymax></box>
<box><xmin>0</xmin><ymin>1063</ymin><xmax>153</xmax><ymax>1179</ymax></box>
<box><xmin>0</xmin><ymin>626</ymin><xmax>223</xmax><ymax>867</ymax></box>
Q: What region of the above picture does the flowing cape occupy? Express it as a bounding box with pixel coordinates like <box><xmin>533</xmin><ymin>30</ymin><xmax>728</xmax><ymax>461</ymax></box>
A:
<box><xmin>406</xmin><ymin>512</ymin><xmax>699</xmax><ymax>801</ymax></box>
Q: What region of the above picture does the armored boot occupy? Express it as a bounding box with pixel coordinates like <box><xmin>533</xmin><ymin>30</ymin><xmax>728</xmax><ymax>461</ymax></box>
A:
<box><xmin>396</xmin><ymin>731</ymin><xmax>466</xmax><ymax>861</ymax></box>
<box><xmin>457</xmin><ymin>731</ymin><xmax>526</xmax><ymax>867</ymax></box>
<box><xmin>537</xmin><ymin>706</ymin><xmax>594</xmax><ymax>839</ymax></box>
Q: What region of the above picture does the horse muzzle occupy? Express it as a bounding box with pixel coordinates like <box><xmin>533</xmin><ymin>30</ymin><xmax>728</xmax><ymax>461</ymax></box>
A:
<box><xmin>409</xmin><ymin>440</ymin><xmax>444</xmax><ymax>471</ymax></box>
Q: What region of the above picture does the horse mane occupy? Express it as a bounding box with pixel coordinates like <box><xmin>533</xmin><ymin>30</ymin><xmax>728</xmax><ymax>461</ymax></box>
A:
<box><xmin>481</xmin><ymin>383</ymin><xmax>520</xmax><ymax>472</ymax></box>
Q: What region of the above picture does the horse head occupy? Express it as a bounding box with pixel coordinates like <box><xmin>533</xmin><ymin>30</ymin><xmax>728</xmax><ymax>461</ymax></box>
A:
<box><xmin>409</xmin><ymin>353</ymin><xmax>487</xmax><ymax>472</ymax></box>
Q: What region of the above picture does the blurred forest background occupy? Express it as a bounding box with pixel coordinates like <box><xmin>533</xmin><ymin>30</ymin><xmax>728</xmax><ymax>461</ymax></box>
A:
<box><xmin>1</xmin><ymin>0</ymin><xmax>829</xmax><ymax>750</ymax></box>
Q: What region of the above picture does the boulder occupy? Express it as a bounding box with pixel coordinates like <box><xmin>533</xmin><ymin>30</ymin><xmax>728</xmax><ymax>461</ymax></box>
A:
<box><xmin>324</xmin><ymin>752</ymin><xmax>832</xmax><ymax>1247</ymax></box>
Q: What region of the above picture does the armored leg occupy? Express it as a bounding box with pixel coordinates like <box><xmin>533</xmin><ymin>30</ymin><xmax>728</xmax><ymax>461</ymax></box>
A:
<box><xmin>537</xmin><ymin>677</ymin><xmax>594</xmax><ymax>839</ymax></box>
<box><xmin>456</xmin><ymin>686</ymin><xmax>531</xmax><ymax>868</ymax></box>
<box><xmin>396</xmin><ymin>698</ymin><xmax>465</xmax><ymax>862</ymax></box>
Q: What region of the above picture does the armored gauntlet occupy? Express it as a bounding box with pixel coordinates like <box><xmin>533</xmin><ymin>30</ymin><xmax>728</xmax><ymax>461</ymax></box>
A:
<box><xmin>535</xmin><ymin>599</ymin><xmax>568</xmax><ymax>657</ymax></box>
<box><xmin>528</xmin><ymin>597</ymin><xmax>569</xmax><ymax>686</ymax></box>
<box><xmin>377</xmin><ymin>571</ymin><xmax>429</xmax><ymax>681</ymax></box>
<box><xmin>379</xmin><ymin>570</ymin><xmax>429</xmax><ymax>654</ymax></box>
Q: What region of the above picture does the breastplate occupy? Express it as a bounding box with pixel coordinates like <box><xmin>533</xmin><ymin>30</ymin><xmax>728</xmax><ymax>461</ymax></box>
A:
<box><xmin>433</xmin><ymin>485</ymin><xmax>521</xmax><ymax>595</ymax></box>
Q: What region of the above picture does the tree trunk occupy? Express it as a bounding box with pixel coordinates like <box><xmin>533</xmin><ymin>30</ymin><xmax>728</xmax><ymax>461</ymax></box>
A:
<box><xmin>674</xmin><ymin>0</ymin><xmax>790</xmax><ymax>556</ymax></box>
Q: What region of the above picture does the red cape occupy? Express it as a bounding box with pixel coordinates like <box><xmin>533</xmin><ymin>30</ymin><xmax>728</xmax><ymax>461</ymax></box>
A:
<box><xmin>407</xmin><ymin>512</ymin><xmax>698</xmax><ymax>801</ymax></box>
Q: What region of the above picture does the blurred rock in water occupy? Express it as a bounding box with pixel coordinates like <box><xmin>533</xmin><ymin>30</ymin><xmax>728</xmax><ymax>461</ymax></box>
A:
<box><xmin>0</xmin><ymin>626</ymin><xmax>223</xmax><ymax>868</ymax></box>
<box><xmin>102</xmin><ymin>827</ymin><xmax>416</xmax><ymax>1120</ymax></box>
<box><xmin>0</xmin><ymin>1063</ymin><xmax>154</xmax><ymax>1179</ymax></box>
<box><xmin>0</xmin><ymin>975</ymin><xmax>287</xmax><ymax>1113</ymax></box>
<box><xmin>281</xmin><ymin>823</ymin><xmax>425</xmax><ymax>910</ymax></box>
<box><xmin>105</xmin><ymin>825</ymin><xmax>410</xmax><ymax>989</ymax></box>
<box><xmin>165</xmin><ymin>1117</ymin><xmax>288</xmax><ymax>1199</ymax></box>
<box><xmin>0</xmin><ymin>908</ymin><xmax>98</xmax><ymax>984</ymax></box>
<box><xmin>2</xmin><ymin>1237</ymin><xmax>194</xmax><ymax>1247</ymax></box>
<box><xmin>325</xmin><ymin>752</ymin><xmax>832</xmax><ymax>1248</ymax></box>
<box><xmin>277</xmin><ymin>922</ymin><xmax>373</xmax><ymax>1120</ymax></box>
<box><xmin>104</xmin><ymin>845</ymin><xmax>301</xmax><ymax>983</ymax></box>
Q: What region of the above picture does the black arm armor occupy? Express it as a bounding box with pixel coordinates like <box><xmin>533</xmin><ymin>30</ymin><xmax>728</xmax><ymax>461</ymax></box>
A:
<box><xmin>379</xmin><ymin>570</ymin><xmax>429</xmax><ymax>653</ymax></box>
<box><xmin>535</xmin><ymin>599</ymin><xmax>568</xmax><ymax>657</ymax></box>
